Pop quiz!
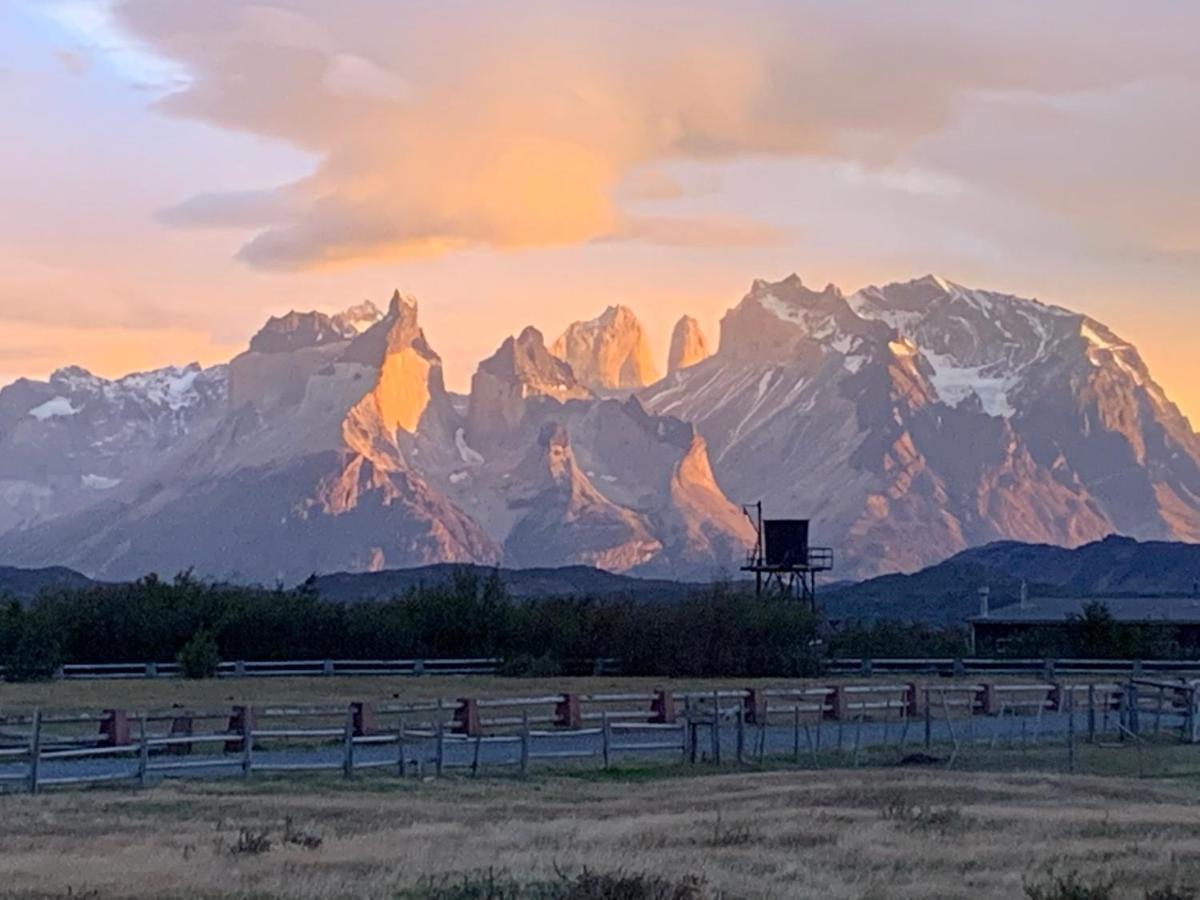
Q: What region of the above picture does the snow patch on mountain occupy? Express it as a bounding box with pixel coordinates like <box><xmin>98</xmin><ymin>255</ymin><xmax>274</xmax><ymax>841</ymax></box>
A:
<box><xmin>455</xmin><ymin>427</ymin><xmax>484</xmax><ymax>465</ymax></box>
<box><xmin>922</xmin><ymin>351</ymin><xmax>1016</xmax><ymax>418</ymax></box>
<box><xmin>28</xmin><ymin>397</ymin><xmax>79</xmax><ymax>420</ymax></box>
<box><xmin>759</xmin><ymin>293</ymin><xmax>838</xmax><ymax>339</ymax></box>
<box><xmin>81</xmin><ymin>474</ymin><xmax>121</xmax><ymax>490</ymax></box>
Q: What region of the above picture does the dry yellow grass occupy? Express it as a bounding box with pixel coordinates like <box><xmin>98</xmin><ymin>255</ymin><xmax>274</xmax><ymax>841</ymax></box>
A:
<box><xmin>1</xmin><ymin>767</ymin><xmax>1199</xmax><ymax>898</ymax></box>
<box><xmin>0</xmin><ymin>673</ymin><xmax>1036</xmax><ymax>714</ymax></box>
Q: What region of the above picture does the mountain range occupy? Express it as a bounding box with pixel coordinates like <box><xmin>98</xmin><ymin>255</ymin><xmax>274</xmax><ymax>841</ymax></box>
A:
<box><xmin>822</xmin><ymin>535</ymin><xmax>1200</xmax><ymax>625</ymax></box>
<box><xmin>1</xmin><ymin>272</ymin><xmax>1198</xmax><ymax>583</ymax></box>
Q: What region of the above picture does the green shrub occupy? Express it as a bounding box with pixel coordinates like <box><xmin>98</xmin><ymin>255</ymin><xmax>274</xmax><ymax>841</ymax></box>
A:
<box><xmin>176</xmin><ymin>629</ymin><xmax>221</xmax><ymax>679</ymax></box>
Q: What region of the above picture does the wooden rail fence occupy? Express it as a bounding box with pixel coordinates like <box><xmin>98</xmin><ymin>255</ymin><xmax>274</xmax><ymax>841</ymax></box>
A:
<box><xmin>3</xmin><ymin>677</ymin><xmax>1198</xmax><ymax>793</ymax></box>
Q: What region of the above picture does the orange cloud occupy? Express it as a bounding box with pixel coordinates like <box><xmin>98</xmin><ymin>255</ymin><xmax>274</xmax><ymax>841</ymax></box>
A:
<box><xmin>119</xmin><ymin>1</ymin><xmax>1199</xmax><ymax>271</ymax></box>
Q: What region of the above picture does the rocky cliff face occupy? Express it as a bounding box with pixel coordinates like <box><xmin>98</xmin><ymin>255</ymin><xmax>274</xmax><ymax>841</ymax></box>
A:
<box><xmin>667</xmin><ymin>315</ymin><xmax>710</xmax><ymax>374</ymax></box>
<box><xmin>0</xmin><ymin>294</ymin><xmax>750</xmax><ymax>581</ymax></box>
<box><xmin>642</xmin><ymin>274</ymin><xmax>1200</xmax><ymax>577</ymax></box>
<box><xmin>551</xmin><ymin>305</ymin><xmax>658</xmax><ymax>390</ymax></box>
<box><xmin>4</xmin><ymin>272</ymin><xmax>1197</xmax><ymax>583</ymax></box>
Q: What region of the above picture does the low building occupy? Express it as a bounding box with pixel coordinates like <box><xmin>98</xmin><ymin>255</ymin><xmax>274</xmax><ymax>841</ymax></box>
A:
<box><xmin>969</xmin><ymin>596</ymin><xmax>1200</xmax><ymax>655</ymax></box>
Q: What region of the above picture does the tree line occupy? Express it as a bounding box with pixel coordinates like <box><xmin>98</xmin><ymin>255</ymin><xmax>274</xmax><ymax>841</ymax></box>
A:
<box><xmin>1</xmin><ymin>570</ymin><xmax>844</xmax><ymax>680</ymax></box>
<box><xmin>5</xmin><ymin>571</ymin><xmax>1183</xmax><ymax>682</ymax></box>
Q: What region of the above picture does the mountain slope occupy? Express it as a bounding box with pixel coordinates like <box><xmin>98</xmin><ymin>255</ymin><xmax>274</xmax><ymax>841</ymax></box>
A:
<box><xmin>0</xmin><ymin>294</ymin><xmax>752</xmax><ymax>582</ymax></box>
<box><xmin>642</xmin><ymin>274</ymin><xmax>1200</xmax><ymax>578</ymax></box>
<box><xmin>0</xmin><ymin>363</ymin><xmax>228</xmax><ymax>534</ymax></box>
<box><xmin>823</xmin><ymin>535</ymin><xmax>1200</xmax><ymax>624</ymax></box>
<box><xmin>0</xmin><ymin>565</ymin><xmax>97</xmax><ymax>601</ymax></box>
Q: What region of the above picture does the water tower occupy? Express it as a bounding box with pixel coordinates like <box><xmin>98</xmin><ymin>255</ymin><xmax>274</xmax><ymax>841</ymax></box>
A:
<box><xmin>740</xmin><ymin>502</ymin><xmax>834</xmax><ymax>612</ymax></box>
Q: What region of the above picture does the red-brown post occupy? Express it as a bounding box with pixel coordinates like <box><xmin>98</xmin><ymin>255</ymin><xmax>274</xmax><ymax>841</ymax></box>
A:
<box><xmin>99</xmin><ymin>709</ymin><xmax>130</xmax><ymax>747</ymax></box>
<box><xmin>980</xmin><ymin>683</ymin><xmax>1000</xmax><ymax>716</ymax></box>
<box><xmin>454</xmin><ymin>698</ymin><xmax>482</xmax><ymax>737</ymax></box>
<box><xmin>351</xmin><ymin>701</ymin><xmax>377</xmax><ymax>737</ymax></box>
<box><xmin>1047</xmin><ymin>683</ymin><xmax>1063</xmax><ymax>712</ymax></box>
<box><xmin>905</xmin><ymin>682</ymin><xmax>924</xmax><ymax>718</ymax></box>
<box><xmin>827</xmin><ymin>686</ymin><xmax>850</xmax><ymax>720</ymax></box>
<box><xmin>225</xmin><ymin>705</ymin><xmax>255</xmax><ymax>753</ymax></box>
<box><xmin>555</xmin><ymin>693</ymin><xmax>582</xmax><ymax>729</ymax></box>
<box><xmin>651</xmin><ymin>689</ymin><xmax>676</xmax><ymax>724</ymax></box>
<box><xmin>168</xmin><ymin>711</ymin><xmax>194</xmax><ymax>755</ymax></box>
<box><xmin>743</xmin><ymin>689</ymin><xmax>766</xmax><ymax>725</ymax></box>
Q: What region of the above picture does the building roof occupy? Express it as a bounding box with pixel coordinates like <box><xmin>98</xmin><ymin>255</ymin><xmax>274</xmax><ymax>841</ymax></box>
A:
<box><xmin>970</xmin><ymin>596</ymin><xmax>1200</xmax><ymax>626</ymax></box>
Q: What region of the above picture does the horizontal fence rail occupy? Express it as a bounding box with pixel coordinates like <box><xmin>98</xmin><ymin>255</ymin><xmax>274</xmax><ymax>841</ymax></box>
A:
<box><xmin>827</xmin><ymin>658</ymin><xmax>1200</xmax><ymax>677</ymax></box>
<box><xmin>12</xmin><ymin>657</ymin><xmax>620</xmax><ymax>681</ymax></box>
<box><xmin>6</xmin><ymin>673</ymin><xmax>1200</xmax><ymax>793</ymax></box>
<box><xmin>4</xmin><ymin>657</ymin><xmax>1200</xmax><ymax>682</ymax></box>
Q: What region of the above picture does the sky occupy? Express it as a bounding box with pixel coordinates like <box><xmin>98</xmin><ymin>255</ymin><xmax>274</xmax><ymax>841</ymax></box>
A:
<box><xmin>1</xmin><ymin>0</ymin><xmax>1198</xmax><ymax>421</ymax></box>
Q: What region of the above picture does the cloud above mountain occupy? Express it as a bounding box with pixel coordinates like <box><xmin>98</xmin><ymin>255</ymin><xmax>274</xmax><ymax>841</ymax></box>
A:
<box><xmin>116</xmin><ymin>0</ymin><xmax>1200</xmax><ymax>270</ymax></box>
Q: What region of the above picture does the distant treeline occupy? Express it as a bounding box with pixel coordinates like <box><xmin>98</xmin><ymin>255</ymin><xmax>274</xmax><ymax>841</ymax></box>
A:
<box><xmin>0</xmin><ymin>570</ymin><xmax>849</xmax><ymax>680</ymax></box>
<box><xmin>3</xmin><ymin>571</ymin><xmax>1184</xmax><ymax>681</ymax></box>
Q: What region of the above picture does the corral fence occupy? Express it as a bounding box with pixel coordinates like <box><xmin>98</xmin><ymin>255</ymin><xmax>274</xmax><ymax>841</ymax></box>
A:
<box><xmin>7</xmin><ymin>657</ymin><xmax>1199</xmax><ymax>682</ymax></box>
<box><xmin>4</xmin><ymin>676</ymin><xmax>1200</xmax><ymax>794</ymax></box>
<box><xmin>21</xmin><ymin>657</ymin><xmax>620</xmax><ymax>680</ymax></box>
<box><xmin>828</xmin><ymin>658</ymin><xmax>1200</xmax><ymax>677</ymax></box>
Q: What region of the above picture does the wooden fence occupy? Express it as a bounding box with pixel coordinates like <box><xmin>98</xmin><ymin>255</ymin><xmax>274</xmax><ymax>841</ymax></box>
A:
<box><xmin>3</xmin><ymin>677</ymin><xmax>1198</xmax><ymax>793</ymax></box>
<box><xmin>9</xmin><ymin>657</ymin><xmax>1200</xmax><ymax>682</ymax></box>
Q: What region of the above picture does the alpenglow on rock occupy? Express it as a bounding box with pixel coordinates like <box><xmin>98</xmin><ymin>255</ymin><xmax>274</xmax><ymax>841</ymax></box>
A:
<box><xmin>0</xmin><ymin>291</ymin><xmax>752</xmax><ymax>582</ymax></box>
<box><xmin>667</xmin><ymin>316</ymin><xmax>710</xmax><ymax>374</ymax></box>
<box><xmin>3</xmin><ymin>273</ymin><xmax>1199</xmax><ymax>583</ymax></box>
<box><xmin>551</xmin><ymin>305</ymin><xmax>658</xmax><ymax>391</ymax></box>
<box><xmin>642</xmin><ymin>273</ymin><xmax>1200</xmax><ymax>578</ymax></box>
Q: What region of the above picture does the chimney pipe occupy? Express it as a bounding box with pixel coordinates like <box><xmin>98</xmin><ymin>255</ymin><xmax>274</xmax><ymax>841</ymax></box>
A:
<box><xmin>979</xmin><ymin>586</ymin><xmax>991</xmax><ymax>618</ymax></box>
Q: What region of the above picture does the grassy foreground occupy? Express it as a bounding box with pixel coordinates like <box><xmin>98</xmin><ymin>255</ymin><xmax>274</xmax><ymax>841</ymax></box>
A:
<box><xmin>2</xmin><ymin>767</ymin><xmax>1200</xmax><ymax>898</ymax></box>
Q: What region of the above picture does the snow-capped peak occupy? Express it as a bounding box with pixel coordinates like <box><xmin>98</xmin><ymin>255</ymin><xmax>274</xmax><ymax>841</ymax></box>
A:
<box><xmin>40</xmin><ymin>362</ymin><xmax>229</xmax><ymax>415</ymax></box>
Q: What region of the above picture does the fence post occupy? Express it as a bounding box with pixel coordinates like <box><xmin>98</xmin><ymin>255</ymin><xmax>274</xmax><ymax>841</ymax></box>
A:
<box><xmin>435</xmin><ymin>700</ymin><xmax>445</xmax><ymax>779</ymax></box>
<box><xmin>793</xmin><ymin>704</ymin><xmax>802</xmax><ymax>763</ymax></box>
<box><xmin>601</xmin><ymin>711</ymin><xmax>611</xmax><ymax>769</ymax></box>
<box><xmin>651</xmin><ymin>689</ymin><xmax>676</xmax><ymax>724</ymax></box>
<box><xmin>27</xmin><ymin>709</ymin><xmax>42</xmax><ymax>796</ymax></box>
<box><xmin>924</xmin><ymin>689</ymin><xmax>932</xmax><ymax>749</ymax></box>
<box><xmin>1087</xmin><ymin>684</ymin><xmax>1097</xmax><ymax>744</ymax></box>
<box><xmin>1127</xmin><ymin>681</ymin><xmax>1140</xmax><ymax>736</ymax></box>
<box><xmin>519</xmin><ymin>710</ymin><xmax>530</xmax><ymax>776</ymax></box>
<box><xmin>736</xmin><ymin>703</ymin><xmax>745</xmax><ymax>766</ymax></box>
<box><xmin>683</xmin><ymin>697</ymin><xmax>695</xmax><ymax>765</ymax></box>
<box><xmin>322</xmin><ymin>659</ymin><xmax>334</xmax><ymax>677</ymax></box>
<box><xmin>137</xmin><ymin>712</ymin><xmax>149</xmax><ymax>787</ymax></box>
<box><xmin>1066</xmin><ymin>688</ymin><xmax>1076</xmax><ymax>774</ymax></box>
<box><xmin>758</xmin><ymin>697</ymin><xmax>768</xmax><ymax>763</ymax></box>
<box><xmin>241</xmin><ymin>705</ymin><xmax>254</xmax><ymax>779</ymax></box>
<box><xmin>397</xmin><ymin>716</ymin><xmax>407</xmax><ymax>777</ymax></box>
<box><xmin>711</xmin><ymin>692</ymin><xmax>721</xmax><ymax>766</ymax></box>
<box><xmin>342</xmin><ymin>706</ymin><xmax>355</xmax><ymax>780</ymax></box>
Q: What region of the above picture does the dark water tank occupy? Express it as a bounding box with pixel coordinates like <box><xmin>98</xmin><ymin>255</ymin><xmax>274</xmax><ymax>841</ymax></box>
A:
<box><xmin>763</xmin><ymin>519</ymin><xmax>810</xmax><ymax>567</ymax></box>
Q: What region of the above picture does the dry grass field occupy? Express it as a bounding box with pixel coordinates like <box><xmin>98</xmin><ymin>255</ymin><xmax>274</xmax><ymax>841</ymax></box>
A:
<box><xmin>0</xmin><ymin>673</ymin><xmax>1045</xmax><ymax>713</ymax></box>
<box><xmin>2</xmin><ymin>766</ymin><xmax>1200</xmax><ymax>899</ymax></box>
